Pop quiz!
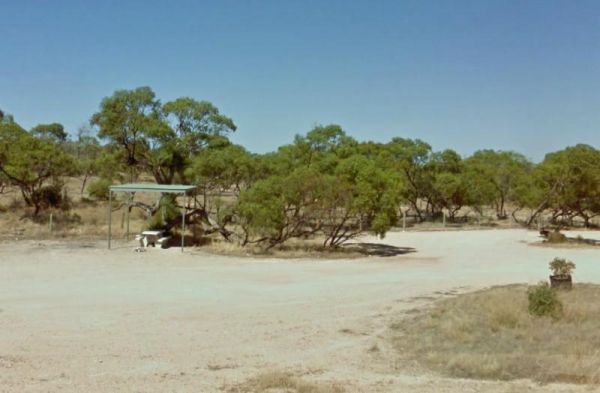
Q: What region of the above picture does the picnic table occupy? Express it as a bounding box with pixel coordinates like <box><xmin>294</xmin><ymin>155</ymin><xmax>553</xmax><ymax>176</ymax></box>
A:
<box><xmin>136</xmin><ymin>230</ymin><xmax>171</xmax><ymax>248</ymax></box>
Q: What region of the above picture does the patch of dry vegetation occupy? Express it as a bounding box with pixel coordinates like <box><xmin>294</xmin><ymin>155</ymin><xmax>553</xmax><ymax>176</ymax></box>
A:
<box><xmin>390</xmin><ymin>284</ymin><xmax>600</xmax><ymax>384</ymax></box>
<box><xmin>226</xmin><ymin>371</ymin><xmax>345</xmax><ymax>393</ymax></box>
<box><xmin>202</xmin><ymin>238</ymin><xmax>365</xmax><ymax>259</ymax></box>
<box><xmin>0</xmin><ymin>201</ymin><xmax>148</xmax><ymax>241</ymax></box>
<box><xmin>545</xmin><ymin>231</ymin><xmax>600</xmax><ymax>246</ymax></box>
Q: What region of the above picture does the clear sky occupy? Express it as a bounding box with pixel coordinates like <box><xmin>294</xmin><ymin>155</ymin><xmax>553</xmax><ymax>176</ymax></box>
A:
<box><xmin>1</xmin><ymin>0</ymin><xmax>599</xmax><ymax>161</ymax></box>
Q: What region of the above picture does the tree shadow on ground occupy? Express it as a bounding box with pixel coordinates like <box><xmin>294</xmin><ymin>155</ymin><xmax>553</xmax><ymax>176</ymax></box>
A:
<box><xmin>344</xmin><ymin>242</ymin><xmax>417</xmax><ymax>257</ymax></box>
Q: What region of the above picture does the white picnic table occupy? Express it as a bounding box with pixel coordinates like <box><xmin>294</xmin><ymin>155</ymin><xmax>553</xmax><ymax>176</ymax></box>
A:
<box><xmin>136</xmin><ymin>230</ymin><xmax>170</xmax><ymax>248</ymax></box>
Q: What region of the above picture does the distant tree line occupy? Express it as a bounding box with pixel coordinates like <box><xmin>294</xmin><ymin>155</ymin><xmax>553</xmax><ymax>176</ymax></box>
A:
<box><xmin>1</xmin><ymin>87</ymin><xmax>599</xmax><ymax>247</ymax></box>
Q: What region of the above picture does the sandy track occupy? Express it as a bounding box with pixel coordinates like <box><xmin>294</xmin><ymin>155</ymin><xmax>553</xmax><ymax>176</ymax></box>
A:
<box><xmin>1</xmin><ymin>229</ymin><xmax>599</xmax><ymax>392</ymax></box>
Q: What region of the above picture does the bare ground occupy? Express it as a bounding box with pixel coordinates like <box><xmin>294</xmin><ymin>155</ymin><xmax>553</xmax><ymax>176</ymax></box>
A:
<box><xmin>2</xmin><ymin>229</ymin><xmax>600</xmax><ymax>392</ymax></box>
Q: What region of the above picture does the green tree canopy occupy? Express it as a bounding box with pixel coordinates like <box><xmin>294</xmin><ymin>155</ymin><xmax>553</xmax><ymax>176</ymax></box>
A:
<box><xmin>0</xmin><ymin>120</ymin><xmax>74</xmax><ymax>215</ymax></box>
<box><xmin>91</xmin><ymin>87</ymin><xmax>236</xmax><ymax>184</ymax></box>
<box><xmin>30</xmin><ymin>123</ymin><xmax>68</xmax><ymax>142</ymax></box>
<box><xmin>465</xmin><ymin>150</ymin><xmax>531</xmax><ymax>218</ymax></box>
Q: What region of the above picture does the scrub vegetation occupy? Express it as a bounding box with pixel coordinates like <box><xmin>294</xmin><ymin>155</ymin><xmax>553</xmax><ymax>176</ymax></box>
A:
<box><xmin>390</xmin><ymin>284</ymin><xmax>600</xmax><ymax>384</ymax></box>
<box><xmin>2</xmin><ymin>87</ymin><xmax>600</xmax><ymax>249</ymax></box>
<box><xmin>226</xmin><ymin>371</ymin><xmax>345</xmax><ymax>393</ymax></box>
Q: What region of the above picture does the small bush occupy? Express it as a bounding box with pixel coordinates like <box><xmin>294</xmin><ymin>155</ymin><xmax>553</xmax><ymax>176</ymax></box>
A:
<box><xmin>145</xmin><ymin>213</ymin><xmax>166</xmax><ymax>231</ymax></box>
<box><xmin>547</xmin><ymin>231</ymin><xmax>567</xmax><ymax>243</ymax></box>
<box><xmin>87</xmin><ymin>178</ymin><xmax>112</xmax><ymax>200</ymax></box>
<box><xmin>528</xmin><ymin>282</ymin><xmax>562</xmax><ymax>318</ymax></box>
<box><xmin>33</xmin><ymin>183</ymin><xmax>70</xmax><ymax>211</ymax></box>
<box><xmin>228</xmin><ymin>371</ymin><xmax>345</xmax><ymax>393</ymax></box>
<box><xmin>549</xmin><ymin>257</ymin><xmax>575</xmax><ymax>277</ymax></box>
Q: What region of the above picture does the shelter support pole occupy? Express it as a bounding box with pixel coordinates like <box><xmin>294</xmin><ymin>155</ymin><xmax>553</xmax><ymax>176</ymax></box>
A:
<box><xmin>108</xmin><ymin>191</ymin><xmax>112</xmax><ymax>249</ymax></box>
<box><xmin>181</xmin><ymin>194</ymin><xmax>186</xmax><ymax>252</ymax></box>
<box><xmin>125</xmin><ymin>192</ymin><xmax>130</xmax><ymax>241</ymax></box>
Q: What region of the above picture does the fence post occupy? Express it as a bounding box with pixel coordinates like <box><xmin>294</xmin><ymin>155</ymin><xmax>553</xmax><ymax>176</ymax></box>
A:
<box><xmin>49</xmin><ymin>213</ymin><xmax>53</xmax><ymax>232</ymax></box>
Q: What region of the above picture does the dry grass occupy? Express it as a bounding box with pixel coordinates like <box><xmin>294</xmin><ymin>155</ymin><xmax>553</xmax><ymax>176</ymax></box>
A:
<box><xmin>226</xmin><ymin>371</ymin><xmax>345</xmax><ymax>393</ymax></box>
<box><xmin>390</xmin><ymin>284</ymin><xmax>600</xmax><ymax>385</ymax></box>
<box><xmin>0</xmin><ymin>201</ymin><xmax>148</xmax><ymax>241</ymax></box>
<box><xmin>0</xmin><ymin>178</ymin><xmax>164</xmax><ymax>241</ymax></box>
<box><xmin>203</xmin><ymin>237</ymin><xmax>366</xmax><ymax>259</ymax></box>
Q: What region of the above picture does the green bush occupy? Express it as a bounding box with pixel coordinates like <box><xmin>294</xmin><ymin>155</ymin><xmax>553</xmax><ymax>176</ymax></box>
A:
<box><xmin>528</xmin><ymin>282</ymin><xmax>562</xmax><ymax>318</ymax></box>
<box><xmin>549</xmin><ymin>257</ymin><xmax>575</xmax><ymax>277</ymax></box>
<box><xmin>87</xmin><ymin>178</ymin><xmax>112</xmax><ymax>200</ymax></box>
<box><xmin>547</xmin><ymin>231</ymin><xmax>567</xmax><ymax>243</ymax></box>
<box><xmin>145</xmin><ymin>213</ymin><xmax>166</xmax><ymax>231</ymax></box>
<box><xmin>32</xmin><ymin>183</ymin><xmax>70</xmax><ymax>211</ymax></box>
<box><xmin>145</xmin><ymin>196</ymin><xmax>180</xmax><ymax>231</ymax></box>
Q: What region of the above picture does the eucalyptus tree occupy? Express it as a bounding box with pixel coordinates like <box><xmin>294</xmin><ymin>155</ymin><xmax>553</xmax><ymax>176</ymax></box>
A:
<box><xmin>90</xmin><ymin>87</ymin><xmax>238</xmax><ymax>231</ymax></box>
<box><xmin>540</xmin><ymin>144</ymin><xmax>600</xmax><ymax>226</ymax></box>
<box><xmin>465</xmin><ymin>150</ymin><xmax>532</xmax><ymax>218</ymax></box>
<box><xmin>91</xmin><ymin>87</ymin><xmax>237</xmax><ymax>185</ymax></box>
<box><xmin>236</xmin><ymin>167</ymin><xmax>325</xmax><ymax>248</ymax></box>
<box><xmin>187</xmin><ymin>143</ymin><xmax>256</xmax><ymax>200</ymax></box>
<box><xmin>384</xmin><ymin>138</ymin><xmax>434</xmax><ymax>221</ymax></box>
<box><xmin>0</xmin><ymin>120</ymin><xmax>74</xmax><ymax>215</ymax></box>
<box><xmin>424</xmin><ymin>149</ymin><xmax>488</xmax><ymax>220</ymax></box>
<box><xmin>320</xmin><ymin>154</ymin><xmax>403</xmax><ymax>246</ymax></box>
<box><xmin>512</xmin><ymin>144</ymin><xmax>600</xmax><ymax>227</ymax></box>
<box><xmin>235</xmin><ymin>125</ymin><xmax>403</xmax><ymax>249</ymax></box>
<box><xmin>59</xmin><ymin>126</ymin><xmax>105</xmax><ymax>196</ymax></box>
<box><xmin>91</xmin><ymin>86</ymin><xmax>165</xmax><ymax>182</ymax></box>
<box><xmin>30</xmin><ymin>123</ymin><xmax>68</xmax><ymax>142</ymax></box>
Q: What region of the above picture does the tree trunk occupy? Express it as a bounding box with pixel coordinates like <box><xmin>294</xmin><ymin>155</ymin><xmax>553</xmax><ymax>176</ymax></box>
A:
<box><xmin>80</xmin><ymin>173</ymin><xmax>89</xmax><ymax>197</ymax></box>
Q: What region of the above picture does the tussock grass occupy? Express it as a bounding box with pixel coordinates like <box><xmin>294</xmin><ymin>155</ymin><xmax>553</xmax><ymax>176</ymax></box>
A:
<box><xmin>227</xmin><ymin>371</ymin><xmax>345</xmax><ymax>393</ymax></box>
<box><xmin>390</xmin><ymin>284</ymin><xmax>600</xmax><ymax>384</ymax></box>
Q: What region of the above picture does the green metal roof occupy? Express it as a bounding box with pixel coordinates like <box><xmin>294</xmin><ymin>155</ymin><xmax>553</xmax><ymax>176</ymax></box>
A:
<box><xmin>109</xmin><ymin>183</ymin><xmax>197</xmax><ymax>194</ymax></box>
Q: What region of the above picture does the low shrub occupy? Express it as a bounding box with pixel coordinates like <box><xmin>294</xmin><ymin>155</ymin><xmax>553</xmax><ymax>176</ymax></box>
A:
<box><xmin>528</xmin><ymin>282</ymin><xmax>562</xmax><ymax>318</ymax></box>
<box><xmin>87</xmin><ymin>178</ymin><xmax>112</xmax><ymax>200</ymax></box>
<box><xmin>546</xmin><ymin>231</ymin><xmax>567</xmax><ymax>243</ymax></box>
<box><xmin>549</xmin><ymin>257</ymin><xmax>576</xmax><ymax>277</ymax></box>
<box><xmin>32</xmin><ymin>183</ymin><xmax>71</xmax><ymax>212</ymax></box>
<box><xmin>227</xmin><ymin>371</ymin><xmax>345</xmax><ymax>393</ymax></box>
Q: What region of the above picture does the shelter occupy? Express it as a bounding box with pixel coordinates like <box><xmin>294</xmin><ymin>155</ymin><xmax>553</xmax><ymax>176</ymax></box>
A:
<box><xmin>107</xmin><ymin>183</ymin><xmax>198</xmax><ymax>252</ymax></box>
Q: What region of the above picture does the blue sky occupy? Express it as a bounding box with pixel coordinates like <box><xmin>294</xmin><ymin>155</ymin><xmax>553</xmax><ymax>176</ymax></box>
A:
<box><xmin>1</xmin><ymin>0</ymin><xmax>599</xmax><ymax>161</ymax></box>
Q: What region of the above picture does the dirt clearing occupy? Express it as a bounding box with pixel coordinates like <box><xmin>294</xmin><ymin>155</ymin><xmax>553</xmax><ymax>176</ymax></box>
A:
<box><xmin>2</xmin><ymin>229</ymin><xmax>600</xmax><ymax>392</ymax></box>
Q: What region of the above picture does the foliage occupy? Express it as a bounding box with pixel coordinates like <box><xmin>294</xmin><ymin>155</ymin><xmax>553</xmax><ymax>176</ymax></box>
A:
<box><xmin>91</xmin><ymin>87</ymin><xmax>236</xmax><ymax>185</ymax></box>
<box><xmin>4</xmin><ymin>87</ymin><xmax>600</xmax><ymax>242</ymax></box>
<box><xmin>32</xmin><ymin>182</ymin><xmax>70</xmax><ymax>211</ymax></box>
<box><xmin>549</xmin><ymin>257</ymin><xmax>575</xmax><ymax>277</ymax></box>
<box><xmin>237</xmin><ymin>167</ymin><xmax>324</xmax><ymax>248</ymax></box>
<box><xmin>187</xmin><ymin>143</ymin><xmax>257</xmax><ymax>200</ymax></box>
<box><xmin>515</xmin><ymin>145</ymin><xmax>600</xmax><ymax>227</ymax></box>
<box><xmin>546</xmin><ymin>231</ymin><xmax>567</xmax><ymax>243</ymax></box>
<box><xmin>323</xmin><ymin>154</ymin><xmax>403</xmax><ymax>246</ymax></box>
<box><xmin>235</xmin><ymin>126</ymin><xmax>403</xmax><ymax>248</ymax></box>
<box><xmin>384</xmin><ymin>138</ymin><xmax>434</xmax><ymax>221</ymax></box>
<box><xmin>91</xmin><ymin>86</ymin><xmax>166</xmax><ymax>182</ymax></box>
<box><xmin>527</xmin><ymin>282</ymin><xmax>563</xmax><ymax>318</ymax></box>
<box><xmin>465</xmin><ymin>150</ymin><xmax>531</xmax><ymax>218</ymax></box>
<box><xmin>87</xmin><ymin>178</ymin><xmax>112</xmax><ymax>200</ymax></box>
<box><xmin>0</xmin><ymin>120</ymin><xmax>75</xmax><ymax>215</ymax></box>
<box><xmin>30</xmin><ymin>123</ymin><xmax>68</xmax><ymax>142</ymax></box>
<box><xmin>64</xmin><ymin>127</ymin><xmax>104</xmax><ymax>194</ymax></box>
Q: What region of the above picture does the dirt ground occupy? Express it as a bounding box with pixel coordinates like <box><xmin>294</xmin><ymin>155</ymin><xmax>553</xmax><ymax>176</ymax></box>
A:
<box><xmin>2</xmin><ymin>229</ymin><xmax>600</xmax><ymax>392</ymax></box>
